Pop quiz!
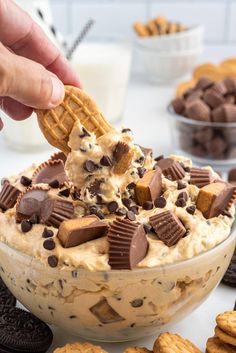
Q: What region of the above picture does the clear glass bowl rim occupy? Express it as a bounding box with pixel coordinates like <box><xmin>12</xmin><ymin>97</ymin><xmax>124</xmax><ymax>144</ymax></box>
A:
<box><xmin>168</xmin><ymin>104</ymin><xmax>236</xmax><ymax>128</ymax></box>
<box><xmin>0</xmin><ymin>222</ymin><xmax>235</xmax><ymax>277</ymax></box>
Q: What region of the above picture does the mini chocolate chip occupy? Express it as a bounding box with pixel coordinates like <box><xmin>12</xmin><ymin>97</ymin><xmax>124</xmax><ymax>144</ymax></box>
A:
<box><xmin>42</xmin><ymin>227</ymin><xmax>54</xmax><ymax>238</ymax></box>
<box><xmin>58</xmin><ymin>188</ymin><xmax>70</xmax><ymax>197</ymax></box>
<box><xmin>122</xmin><ymin>128</ymin><xmax>132</xmax><ymax>133</ymax></box>
<box><xmin>135</xmin><ymin>156</ymin><xmax>145</xmax><ymax>164</ymax></box>
<box><xmin>79</xmin><ymin>127</ymin><xmax>90</xmax><ymax>138</ymax></box>
<box><xmin>107</xmin><ymin>201</ymin><xmax>119</xmax><ymax>213</ymax></box>
<box><xmin>130</xmin><ymin>299</ymin><xmax>143</xmax><ymax>307</ymax></box>
<box><xmin>186</xmin><ymin>205</ymin><xmax>196</xmax><ymax>215</ymax></box>
<box><xmin>83</xmin><ymin>160</ymin><xmax>98</xmax><ymax>173</ymax></box>
<box><xmin>177</xmin><ymin>180</ymin><xmax>186</xmax><ymax>190</ymax></box>
<box><xmin>126</xmin><ymin>210</ymin><xmax>136</xmax><ymax>221</ymax></box>
<box><xmin>29</xmin><ymin>214</ymin><xmax>39</xmax><ymax>224</ymax></box>
<box><xmin>122</xmin><ymin>198</ymin><xmax>132</xmax><ymax>208</ymax></box>
<box><xmin>154</xmin><ymin>155</ymin><xmax>164</xmax><ymax>162</ymax></box>
<box><xmin>21</xmin><ymin>220</ymin><xmax>32</xmax><ymax>233</ymax></box>
<box><xmin>20</xmin><ymin>176</ymin><xmax>32</xmax><ymax>187</ymax></box>
<box><xmin>143</xmin><ymin>201</ymin><xmax>153</xmax><ymax>210</ymax></box>
<box><xmin>127</xmin><ymin>182</ymin><xmax>136</xmax><ymax>190</ymax></box>
<box><xmin>129</xmin><ymin>205</ymin><xmax>139</xmax><ymax>215</ymax></box>
<box><xmin>178</xmin><ymin>192</ymin><xmax>188</xmax><ymax>201</ymax></box>
<box><xmin>96</xmin><ymin>195</ymin><xmax>103</xmax><ymax>204</ymax></box>
<box><xmin>43</xmin><ymin>238</ymin><xmax>56</xmax><ymax>250</ymax></box>
<box><xmin>89</xmin><ymin>206</ymin><xmax>105</xmax><ymax>219</ymax></box>
<box><xmin>100</xmin><ymin>156</ymin><xmax>113</xmax><ymax>167</ymax></box>
<box><xmin>71</xmin><ymin>189</ymin><xmax>81</xmax><ymax>200</ymax></box>
<box><xmin>49</xmin><ymin>179</ymin><xmax>60</xmax><ymax>188</ymax></box>
<box><xmin>154</xmin><ymin>197</ymin><xmax>166</xmax><ymax>208</ymax></box>
<box><xmin>175</xmin><ymin>198</ymin><xmax>186</xmax><ymax>207</ymax></box>
<box><xmin>137</xmin><ymin>167</ymin><xmax>146</xmax><ymax>178</ymax></box>
<box><xmin>116</xmin><ymin>207</ymin><xmax>127</xmax><ymax>216</ymax></box>
<box><xmin>143</xmin><ymin>223</ymin><xmax>152</xmax><ymax>233</ymax></box>
<box><xmin>48</xmin><ymin>255</ymin><xmax>58</xmax><ymax>268</ymax></box>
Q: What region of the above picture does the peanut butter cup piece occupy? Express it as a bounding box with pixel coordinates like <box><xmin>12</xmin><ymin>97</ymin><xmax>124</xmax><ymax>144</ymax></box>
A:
<box><xmin>223</xmin><ymin>77</ymin><xmax>236</xmax><ymax>94</ymax></box>
<box><xmin>190</xmin><ymin>168</ymin><xmax>214</xmax><ymax>188</ymax></box>
<box><xmin>58</xmin><ymin>216</ymin><xmax>108</xmax><ymax>248</ymax></box>
<box><xmin>16</xmin><ymin>187</ymin><xmax>48</xmax><ymax>222</ymax></box>
<box><xmin>155</xmin><ymin>158</ymin><xmax>185</xmax><ymax>181</ymax></box>
<box><xmin>135</xmin><ymin>168</ymin><xmax>162</xmax><ymax>206</ymax></box>
<box><xmin>90</xmin><ymin>298</ymin><xmax>124</xmax><ymax>324</ymax></box>
<box><xmin>108</xmin><ymin>218</ymin><xmax>148</xmax><ymax>270</ymax></box>
<box><xmin>195</xmin><ymin>77</ymin><xmax>214</xmax><ymax>90</ymax></box>
<box><xmin>212</xmin><ymin>104</ymin><xmax>236</xmax><ymax>123</ymax></box>
<box><xmin>113</xmin><ymin>142</ymin><xmax>134</xmax><ymax>175</ymax></box>
<box><xmin>172</xmin><ymin>97</ymin><xmax>185</xmax><ymax>115</ymax></box>
<box><xmin>41</xmin><ymin>198</ymin><xmax>74</xmax><ymax>228</ymax></box>
<box><xmin>150</xmin><ymin>210</ymin><xmax>186</xmax><ymax>246</ymax></box>
<box><xmin>0</xmin><ymin>183</ymin><xmax>20</xmax><ymax>211</ymax></box>
<box><xmin>203</xmin><ymin>89</ymin><xmax>225</xmax><ymax>109</ymax></box>
<box><xmin>196</xmin><ymin>182</ymin><xmax>236</xmax><ymax>219</ymax></box>
<box><xmin>185</xmin><ymin>99</ymin><xmax>211</xmax><ymax>121</ymax></box>
<box><xmin>32</xmin><ymin>160</ymin><xmax>68</xmax><ymax>186</ymax></box>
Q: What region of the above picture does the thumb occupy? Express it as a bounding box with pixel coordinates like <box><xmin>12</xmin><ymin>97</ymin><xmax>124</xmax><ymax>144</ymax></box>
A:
<box><xmin>0</xmin><ymin>43</ymin><xmax>65</xmax><ymax>109</ymax></box>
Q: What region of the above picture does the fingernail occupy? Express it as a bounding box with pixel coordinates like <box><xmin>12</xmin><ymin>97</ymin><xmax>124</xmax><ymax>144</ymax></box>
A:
<box><xmin>50</xmin><ymin>76</ymin><xmax>65</xmax><ymax>106</ymax></box>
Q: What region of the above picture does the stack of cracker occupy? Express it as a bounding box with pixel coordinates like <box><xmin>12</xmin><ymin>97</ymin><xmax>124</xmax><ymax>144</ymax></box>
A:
<box><xmin>206</xmin><ymin>311</ymin><xmax>236</xmax><ymax>352</ymax></box>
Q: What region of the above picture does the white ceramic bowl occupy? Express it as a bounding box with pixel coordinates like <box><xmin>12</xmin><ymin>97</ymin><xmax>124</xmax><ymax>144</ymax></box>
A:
<box><xmin>137</xmin><ymin>46</ymin><xmax>203</xmax><ymax>83</ymax></box>
<box><xmin>135</xmin><ymin>25</ymin><xmax>204</xmax><ymax>52</ymax></box>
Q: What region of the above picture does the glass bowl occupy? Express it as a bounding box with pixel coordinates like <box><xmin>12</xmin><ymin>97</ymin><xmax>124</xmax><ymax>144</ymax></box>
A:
<box><xmin>0</xmin><ymin>227</ymin><xmax>235</xmax><ymax>342</ymax></box>
<box><xmin>168</xmin><ymin>105</ymin><xmax>236</xmax><ymax>170</ymax></box>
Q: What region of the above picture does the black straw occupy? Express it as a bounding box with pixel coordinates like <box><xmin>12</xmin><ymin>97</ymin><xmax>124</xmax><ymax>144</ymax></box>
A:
<box><xmin>66</xmin><ymin>19</ymin><xmax>95</xmax><ymax>60</ymax></box>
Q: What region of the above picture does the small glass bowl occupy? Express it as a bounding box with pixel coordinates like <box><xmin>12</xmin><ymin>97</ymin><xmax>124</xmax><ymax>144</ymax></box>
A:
<box><xmin>168</xmin><ymin>105</ymin><xmax>236</xmax><ymax>169</ymax></box>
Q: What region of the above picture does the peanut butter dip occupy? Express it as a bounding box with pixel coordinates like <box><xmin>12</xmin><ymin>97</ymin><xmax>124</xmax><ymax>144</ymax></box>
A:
<box><xmin>0</xmin><ymin>121</ymin><xmax>234</xmax><ymax>271</ymax></box>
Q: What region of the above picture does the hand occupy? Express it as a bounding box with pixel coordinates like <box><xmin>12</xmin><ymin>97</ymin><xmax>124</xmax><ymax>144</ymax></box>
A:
<box><xmin>0</xmin><ymin>0</ymin><xmax>80</xmax><ymax>130</ymax></box>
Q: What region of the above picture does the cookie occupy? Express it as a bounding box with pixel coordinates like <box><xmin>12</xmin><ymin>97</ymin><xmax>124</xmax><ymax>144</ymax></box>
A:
<box><xmin>153</xmin><ymin>333</ymin><xmax>202</xmax><ymax>353</ymax></box>
<box><xmin>206</xmin><ymin>336</ymin><xmax>236</xmax><ymax>353</ymax></box>
<box><xmin>222</xmin><ymin>248</ymin><xmax>236</xmax><ymax>287</ymax></box>
<box><xmin>216</xmin><ymin>311</ymin><xmax>236</xmax><ymax>337</ymax></box>
<box><xmin>0</xmin><ymin>278</ymin><xmax>16</xmax><ymax>307</ymax></box>
<box><xmin>215</xmin><ymin>326</ymin><xmax>236</xmax><ymax>346</ymax></box>
<box><xmin>54</xmin><ymin>342</ymin><xmax>108</xmax><ymax>353</ymax></box>
<box><xmin>133</xmin><ymin>22</ymin><xmax>150</xmax><ymax>37</ymax></box>
<box><xmin>0</xmin><ymin>306</ymin><xmax>53</xmax><ymax>352</ymax></box>
<box><xmin>124</xmin><ymin>348</ymin><xmax>152</xmax><ymax>353</ymax></box>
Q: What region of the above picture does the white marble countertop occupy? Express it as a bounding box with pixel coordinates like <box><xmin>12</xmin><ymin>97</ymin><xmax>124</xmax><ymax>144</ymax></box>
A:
<box><xmin>0</xmin><ymin>72</ymin><xmax>235</xmax><ymax>353</ymax></box>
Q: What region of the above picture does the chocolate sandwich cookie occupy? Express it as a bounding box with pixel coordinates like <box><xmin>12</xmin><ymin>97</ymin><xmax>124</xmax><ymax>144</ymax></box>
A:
<box><xmin>222</xmin><ymin>247</ymin><xmax>236</xmax><ymax>287</ymax></box>
<box><xmin>0</xmin><ymin>278</ymin><xmax>16</xmax><ymax>307</ymax></box>
<box><xmin>0</xmin><ymin>306</ymin><xmax>53</xmax><ymax>352</ymax></box>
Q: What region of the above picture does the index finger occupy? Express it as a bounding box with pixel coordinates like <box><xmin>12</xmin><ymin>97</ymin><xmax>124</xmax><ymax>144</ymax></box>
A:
<box><xmin>0</xmin><ymin>0</ymin><xmax>80</xmax><ymax>86</ymax></box>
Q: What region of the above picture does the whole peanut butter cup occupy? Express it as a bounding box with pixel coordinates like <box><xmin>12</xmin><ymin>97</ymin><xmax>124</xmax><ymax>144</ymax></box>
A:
<box><xmin>150</xmin><ymin>210</ymin><xmax>186</xmax><ymax>246</ymax></box>
<box><xmin>16</xmin><ymin>186</ymin><xmax>48</xmax><ymax>222</ymax></box>
<box><xmin>32</xmin><ymin>160</ymin><xmax>68</xmax><ymax>186</ymax></box>
<box><xmin>108</xmin><ymin>218</ymin><xmax>148</xmax><ymax>270</ymax></box>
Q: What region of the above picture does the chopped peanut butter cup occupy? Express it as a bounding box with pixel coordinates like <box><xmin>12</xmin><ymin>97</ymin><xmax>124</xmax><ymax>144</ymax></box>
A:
<box><xmin>16</xmin><ymin>187</ymin><xmax>48</xmax><ymax>222</ymax></box>
<box><xmin>49</xmin><ymin>151</ymin><xmax>67</xmax><ymax>164</ymax></box>
<box><xmin>0</xmin><ymin>183</ymin><xmax>20</xmax><ymax>211</ymax></box>
<box><xmin>150</xmin><ymin>210</ymin><xmax>186</xmax><ymax>246</ymax></box>
<box><xmin>41</xmin><ymin>198</ymin><xmax>74</xmax><ymax>228</ymax></box>
<box><xmin>108</xmin><ymin>218</ymin><xmax>148</xmax><ymax>270</ymax></box>
<box><xmin>58</xmin><ymin>216</ymin><xmax>108</xmax><ymax>248</ymax></box>
<box><xmin>155</xmin><ymin>158</ymin><xmax>185</xmax><ymax>181</ymax></box>
<box><xmin>196</xmin><ymin>182</ymin><xmax>236</xmax><ymax>219</ymax></box>
<box><xmin>32</xmin><ymin>160</ymin><xmax>68</xmax><ymax>186</ymax></box>
<box><xmin>113</xmin><ymin>142</ymin><xmax>134</xmax><ymax>175</ymax></box>
<box><xmin>189</xmin><ymin>168</ymin><xmax>214</xmax><ymax>188</ymax></box>
<box><xmin>135</xmin><ymin>168</ymin><xmax>162</xmax><ymax>206</ymax></box>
